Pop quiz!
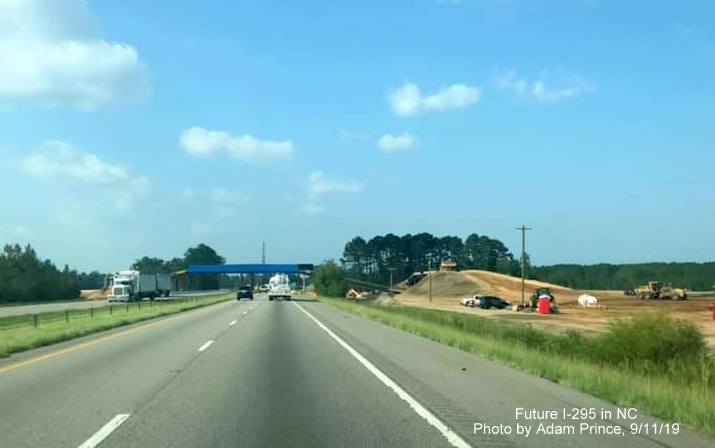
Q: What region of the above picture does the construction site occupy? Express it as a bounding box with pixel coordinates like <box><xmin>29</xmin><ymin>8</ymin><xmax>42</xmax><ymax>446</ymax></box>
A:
<box><xmin>373</xmin><ymin>268</ymin><xmax>715</xmax><ymax>347</ymax></box>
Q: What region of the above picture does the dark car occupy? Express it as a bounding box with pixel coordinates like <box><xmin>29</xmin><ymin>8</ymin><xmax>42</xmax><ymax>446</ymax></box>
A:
<box><xmin>478</xmin><ymin>296</ymin><xmax>510</xmax><ymax>310</ymax></box>
<box><xmin>237</xmin><ymin>286</ymin><xmax>254</xmax><ymax>300</ymax></box>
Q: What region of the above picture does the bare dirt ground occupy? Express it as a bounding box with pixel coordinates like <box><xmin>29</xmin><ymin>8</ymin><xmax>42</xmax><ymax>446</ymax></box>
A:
<box><xmin>397</xmin><ymin>270</ymin><xmax>715</xmax><ymax>347</ymax></box>
<box><xmin>79</xmin><ymin>289</ymin><xmax>109</xmax><ymax>300</ymax></box>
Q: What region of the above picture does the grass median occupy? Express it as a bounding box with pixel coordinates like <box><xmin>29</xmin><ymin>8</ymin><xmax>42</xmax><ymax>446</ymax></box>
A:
<box><xmin>319</xmin><ymin>296</ymin><xmax>715</xmax><ymax>437</ymax></box>
<box><xmin>0</xmin><ymin>293</ymin><xmax>234</xmax><ymax>358</ymax></box>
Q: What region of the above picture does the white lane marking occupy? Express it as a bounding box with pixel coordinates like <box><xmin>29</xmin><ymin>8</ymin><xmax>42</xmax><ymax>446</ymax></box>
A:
<box><xmin>229</xmin><ymin>320</ymin><xmax>237</xmax><ymax>326</ymax></box>
<box><xmin>198</xmin><ymin>340</ymin><xmax>214</xmax><ymax>352</ymax></box>
<box><xmin>77</xmin><ymin>413</ymin><xmax>130</xmax><ymax>448</ymax></box>
<box><xmin>242</xmin><ymin>311</ymin><xmax>248</xmax><ymax>315</ymax></box>
<box><xmin>293</xmin><ymin>302</ymin><xmax>471</xmax><ymax>448</ymax></box>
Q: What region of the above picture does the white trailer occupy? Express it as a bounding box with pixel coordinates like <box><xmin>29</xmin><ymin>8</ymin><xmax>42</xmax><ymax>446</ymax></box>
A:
<box><xmin>108</xmin><ymin>271</ymin><xmax>172</xmax><ymax>302</ymax></box>
<box><xmin>267</xmin><ymin>274</ymin><xmax>292</xmax><ymax>301</ymax></box>
<box><xmin>156</xmin><ymin>273</ymin><xmax>172</xmax><ymax>297</ymax></box>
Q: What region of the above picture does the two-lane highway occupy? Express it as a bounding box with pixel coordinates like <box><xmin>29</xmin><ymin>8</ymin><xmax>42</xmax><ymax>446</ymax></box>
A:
<box><xmin>0</xmin><ymin>295</ymin><xmax>712</xmax><ymax>447</ymax></box>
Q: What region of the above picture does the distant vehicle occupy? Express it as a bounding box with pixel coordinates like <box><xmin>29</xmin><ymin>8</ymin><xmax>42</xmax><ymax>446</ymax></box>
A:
<box><xmin>634</xmin><ymin>281</ymin><xmax>687</xmax><ymax>300</ymax></box>
<box><xmin>108</xmin><ymin>271</ymin><xmax>172</xmax><ymax>302</ymax></box>
<box><xmin>460</xmin><ymin>295</ymin><xmax>510</xmax><ymax>309</ymax></box>
<box><xmin>530</xmin><ymin>288</ymin><xmax>555</xmax><ymax>309</ymax></box>
<box><xmin>623</xmin><ymin>288</ymin><xmax>636</xmax><ymax>296</ymax></box>
<box><xmin>237</xmin><ymin>286</ymin><xmax>254</xmax><ymax>300</ymax></box>
<box><xmin>259</xmin><ymin>284</ymin><xmax>270</xmax><ymax>293</ymax></box>
<box><xmin>268</xmin><ymin>274</ymin><xmax>292</xmax><ymax>301</ymax></box>
<box><xmin>477</xmin><ymin>296</ymin><xmax>511</xmax><ymax>310</ymax></box>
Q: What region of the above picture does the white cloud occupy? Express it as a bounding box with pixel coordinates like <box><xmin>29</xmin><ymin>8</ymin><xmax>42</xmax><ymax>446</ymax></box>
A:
<box><xmin>495</xmin><ymin>70</ymin><xmax>594</xmax><ymax>103</ymax></box>
<box><xmin>308</xmin><ymin>171</ymin><xmax>363</xmax><ymax>198</ymax></box>
<box><xmin>190</xmin><ymin>221</ymin><xmax>218</xmax><ymax>237</ymax></box>
<box><xmin>210</xmin><ymin>187</ymin><xmax>249</xmax><ymax>220</ymax></box>
<box><xmin>302</xmin><ymin>202</ymin><xmax>324</xmax><ymax>214</ymax></box>
<box><xmin>22</xmin><ymin>140</ymin><xmax>128</xmax><ymax>184</ymax></box>
<box><xmin>180</xmin><ymin>127</ymin><xmax>294</xmax><ymax>163</ymax></box>
<box><xmin>180</xmin><ymin>188</ymin><xmax>195</xmax><ymax>200</ymax></box>
<box><xmin>303</xmin><ymin>171</ymin><xmax>363</xmax><ymax>214</ymax></box>
<box><xmin>0</xmin><ymin>225</ymin><xmax>35</xmax><ymax>241</ymax></box>
<box><xmin>22</xmin><ymin>140</ymin><xmax>149</xmax><ymax>212</ymax></box>
<box><xmin>211</xmin><ymin>187</ymin><xmax>248</xmax><ymax>205</ymax></box>
<box><xmin>389</xmin><ymin>82</ymin><xmax>481</xmax><ymax>116</ymax></box>
<box><xmin>0</xmin><ymin>0</ymin><xmax>149</xmax><ymax>110</ymax></box>
<box><xmin>377</xmin><ymin>132</ymin><xmax>416</xmax><ymax>152</ymax></box>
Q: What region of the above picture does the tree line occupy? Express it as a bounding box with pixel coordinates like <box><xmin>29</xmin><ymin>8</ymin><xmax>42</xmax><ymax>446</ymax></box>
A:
<box><xmin>0</xmin><ymin>244</ymin><xmax>106</xmax><ymax>302</ymax></box>
<box><xmin>341</xmin><ymin>232</ymin><xmax>523</xmax><ymax>286</ymax></box>
<box><xmin>339</xmin><ymin>232</ymin><xmax>715</xmax><ymax>292</ymax></box>
<box><xmin>131</xmin><ymin>243</ymin><xmax>227</xmax><ymax>290</ymax></box>
<box><xmin>531</xmin><ymin>263</ymin><xmax>715</xmax><ymax>291</ymax></box>
<box><xmin>0</xmin><ymin>242</ymin><xmax>231</xmax><ymax>302</ymax></box>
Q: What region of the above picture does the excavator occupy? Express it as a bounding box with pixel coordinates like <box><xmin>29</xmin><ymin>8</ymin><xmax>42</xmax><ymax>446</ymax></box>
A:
<box><xmin>633</xmin><ymin>281</ymin><xmax>687</xmax><ymax>300</ymax></box>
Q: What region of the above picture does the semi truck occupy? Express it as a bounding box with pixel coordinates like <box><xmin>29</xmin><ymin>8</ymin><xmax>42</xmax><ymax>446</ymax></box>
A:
<box><xmin>267</xmin><ymin>274</ymin><xmax>292</xmax><ymax>301</ymax></box>
<box><xmin>108</xmin><ymin>271</ymin><xmax>172</xmax><ymax>302</ymax></box>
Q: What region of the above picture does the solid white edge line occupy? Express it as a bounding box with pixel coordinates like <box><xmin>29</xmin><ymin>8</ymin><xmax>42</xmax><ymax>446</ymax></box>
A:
<box><xmin>77</xmin><ymin>413</ymin><xmax>131</xmax><ymax>448</ymax></box>
<box><xmin>292</xmin><ymin>302</ymin><xmax>471</xmax><ymax>448</ymax></box>
<box><xmin>229</xmin><ymin>320</ymin><xmax>237</xmax><ymax>326</ymax></box>
<box><xmin>198</xmin><ymin>340</ymin><xmax>214</xmax><ymax>352</ymax></box>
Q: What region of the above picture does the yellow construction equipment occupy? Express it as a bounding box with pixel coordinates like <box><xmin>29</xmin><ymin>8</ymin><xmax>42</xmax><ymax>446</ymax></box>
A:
<box><xmin>633</xmin><ymin>281</ymin><xmax>687</xmax><ymax>300</ymax></box>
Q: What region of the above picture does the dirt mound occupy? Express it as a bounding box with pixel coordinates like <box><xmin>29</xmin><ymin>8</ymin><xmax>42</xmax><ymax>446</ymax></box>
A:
<box><xmin>403</xmin><ymin>271</ymin><xmax>489</xmax><ymax>299</ymax></box>
<box><xmin>463</xmin><ymin>270</ymin><xmax>577</xmax><ymax>299</ymax></box>
<box><xmin>400</xmin><ymin>269</ymin><xmax>580</xmax><ymax>304</ymax></box>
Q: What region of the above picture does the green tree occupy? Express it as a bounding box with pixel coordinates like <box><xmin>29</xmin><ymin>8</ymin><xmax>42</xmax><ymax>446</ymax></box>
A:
<box><xmin>131</xmin><ymin>257</ymin><xmax>167</xmax><ymax>274</ymax></box>
<box><xmin>313</xmin><ymin>259</ymin><xmax>347</xmax><ymax>297</ymax></box>
<box><xmin>183</xmin><ymin>243</ymin><xmax>226</xmax><ymax>290</ymax></box>
<box><xmin>0</xmin><ymin>243</ymin><xmax>80</xmax><ymax>302</ymax></box>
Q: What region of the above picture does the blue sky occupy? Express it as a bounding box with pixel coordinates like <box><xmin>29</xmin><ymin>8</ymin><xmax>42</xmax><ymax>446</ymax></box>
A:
<box><xmin>1</xmin><ymin>0</ymin><xmax>714</xmax><ymax>272</ymax></box>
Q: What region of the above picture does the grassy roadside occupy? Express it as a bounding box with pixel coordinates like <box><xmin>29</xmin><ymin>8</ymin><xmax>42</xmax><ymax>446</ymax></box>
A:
<box><xmin>319</xmin><ymin>296</ymin><xmax>715</xmax><ymax>437</ymax></box>
<box><xmin>0</xmin><ymin>298</ymin><xmax>85</xmax><ymax>307</ymax></box>
<box><xmin>0</xmin><ymin>293</ymin><xmax>234</xmax><ymax>358</ymax></box>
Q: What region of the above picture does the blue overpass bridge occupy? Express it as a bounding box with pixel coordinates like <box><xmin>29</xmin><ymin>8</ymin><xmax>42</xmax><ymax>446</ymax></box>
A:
<box><xmin>186</xmin><ymin>263</ymin><xmax>314</xmax><ymax>275</ymax></box>
<box><xmin>173</xmin><ymin>264</ymin><xmax>314</xmax><ymax>290</ymax></box>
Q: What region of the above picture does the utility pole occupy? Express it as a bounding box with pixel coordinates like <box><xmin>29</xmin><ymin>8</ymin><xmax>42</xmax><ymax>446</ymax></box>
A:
<box><xmin>388</xmin><ymin>267</ymin><xmax>396</xmax><ymax>296</ymax></box>
<box><xmin>428</xmin><ymin>256</ymin><xmax>433</xmax><ymax>302</ymax></box>
<box><xmin>516</xmin><ymin>225</ymin><xmax>532</xmax><ymax>306</ymax></box>
<box><xmin>262</xmin><ymin>242</ymin><xmax>266</xmax><ymax>264</ymax></box>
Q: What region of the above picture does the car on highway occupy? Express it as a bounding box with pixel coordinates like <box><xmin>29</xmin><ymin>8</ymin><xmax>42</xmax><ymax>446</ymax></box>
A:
<box><xmin>237</xmin><ymin>286</ymin><xmax>254</xmax><ymax>300</ymax></box>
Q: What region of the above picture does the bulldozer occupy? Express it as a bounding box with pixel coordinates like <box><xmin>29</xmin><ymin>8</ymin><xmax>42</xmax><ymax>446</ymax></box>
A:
<box><xmin>633</xmin><ymin>281</ymin><xmax>687</xmax><ymax>300</ymax></box>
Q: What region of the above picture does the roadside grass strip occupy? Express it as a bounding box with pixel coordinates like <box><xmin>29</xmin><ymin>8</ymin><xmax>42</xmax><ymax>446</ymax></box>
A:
<box><xmin>0</xmin><ymin>294</ymin><xmax>234</xmax><ymax>358</ymax></box>
<box><xmin>319</xmin><ymin>297</ymin><xmax>715</xmax><ymax>437</ymax></box>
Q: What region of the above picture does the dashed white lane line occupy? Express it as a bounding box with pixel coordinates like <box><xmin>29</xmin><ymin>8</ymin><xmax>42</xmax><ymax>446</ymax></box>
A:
<box><xmin>198</xmin><ymin>340</ymin><xmax>214</xmax><ymax>352</ymax></box>
<box><xmin>229</xmin><ymin>320</ymin><xmax>237</xmax><ymax>326</ymax></box>
<box><xmin>242</xmin><ymin>311</ymin><xmax>248</xmax><ymax>315</ymax></box>
<box><xmin>77</xmin><ymin>413</ymin><xmax>130</xmax><ymax>448</ymax></box>
<box><xmin>292</xmin><ymin>301</ymin><xmax>471</xmax><ymax>448</ymax></box>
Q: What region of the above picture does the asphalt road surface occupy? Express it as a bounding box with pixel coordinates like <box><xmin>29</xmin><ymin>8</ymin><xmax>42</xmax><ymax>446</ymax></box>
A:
<box><xmin>0</xmin><ymin>295</ymin><xmax>712</xmax><ymax>448</ymax></box>
<box><xmin>0</xmin><ymin>290</ymin><xmax>228</xmax><ymax>317</ymax></box>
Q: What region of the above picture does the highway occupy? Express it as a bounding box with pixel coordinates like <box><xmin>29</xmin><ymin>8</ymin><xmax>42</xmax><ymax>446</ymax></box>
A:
<box><xmin>0</xmin><ymin>295</ymin><xmax>711</xmax><ymax>448</ymax></box>
<box><xmin>0</xmin><ymin>290</ymin><xmax>228</xmax><ymax>317</ymax></box>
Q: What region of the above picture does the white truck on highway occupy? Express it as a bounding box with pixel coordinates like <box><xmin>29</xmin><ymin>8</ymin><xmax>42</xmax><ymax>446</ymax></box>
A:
<box><xmin>108</xmin><ymin>271</ymin><xmax>172</xmax><ymax>302</ymax></box>
<box><xmin>267</xmin><ymin>274</ymin><xmax>292</xmax><ymax>301</ymax></box>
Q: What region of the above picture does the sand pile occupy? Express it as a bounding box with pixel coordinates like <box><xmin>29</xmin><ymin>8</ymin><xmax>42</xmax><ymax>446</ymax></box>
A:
<box><xmin>80</xmin><ymin>289</ymin><xmax>109</xmax><ymax>300</ymax></box>
<box><xmin>400</xmin><ymin>269</ymin><xmax>580</xmax><ymax>303</ymax></box>
<box><xmin>403</xmin><ymin>271</ymin><xmax>489</xmax><ymax>299</ymax></box>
